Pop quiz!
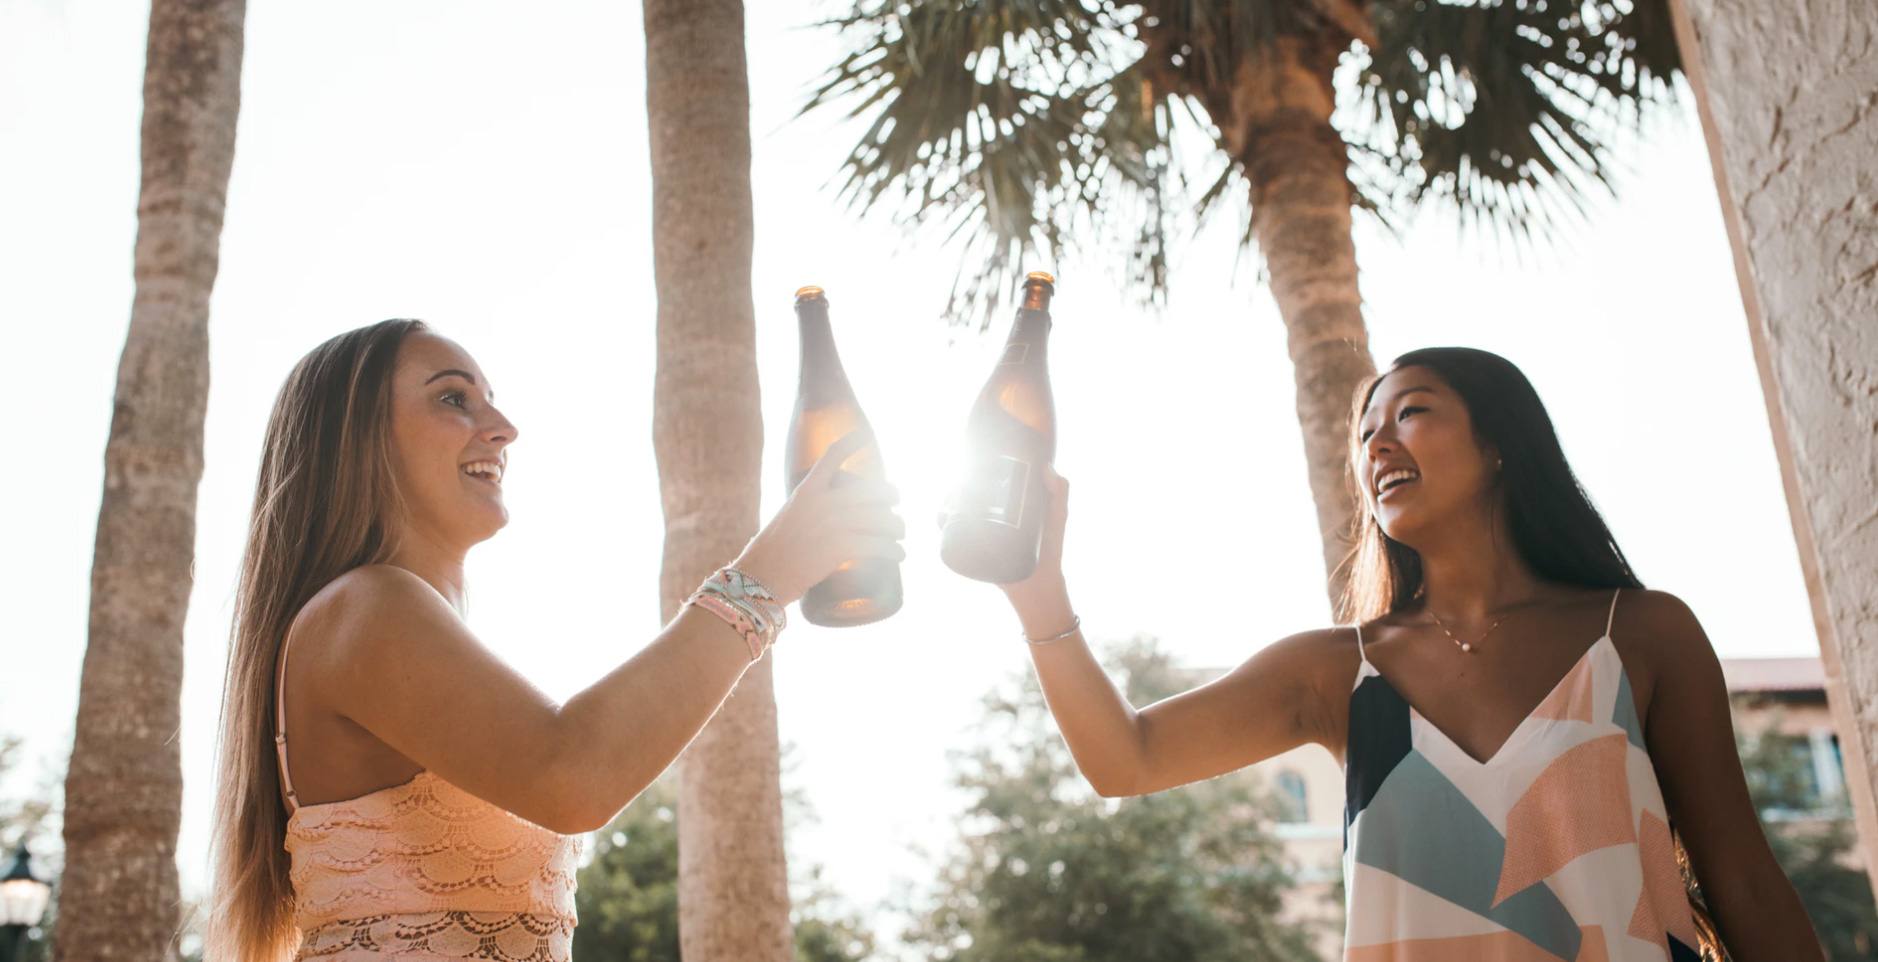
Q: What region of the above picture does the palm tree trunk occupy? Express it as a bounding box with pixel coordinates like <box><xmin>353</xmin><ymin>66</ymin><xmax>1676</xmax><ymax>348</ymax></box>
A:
<box><xmin>643</xmin><ymin>1</ymin><xmax>794</xmax><ymax>960</ymax></box>
<box><xmin>56</xmin><ymin>0</ymin><xmax>243</xmax><ymax>959</ymax></box>
<box><xmin>1217</xmin><ymin>36</ymin><xmax>1377</xmax><ymax>610</ymax></box>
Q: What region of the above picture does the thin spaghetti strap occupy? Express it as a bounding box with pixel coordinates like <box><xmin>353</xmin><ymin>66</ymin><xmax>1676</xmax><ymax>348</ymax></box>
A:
<box><xmin>1605</xmin><ymin>588</ymin><xmax>1621</xmax><ymax>639</ymax></box>
<box><xmin>1354</xmin><ymin>623</ymin><xmax>1369</xmax><ymax>663</ymax></box>
<box><xmin>275</xmin><ymin>632</ymin><xmax>301</xmax><ymax>813</ymax></box>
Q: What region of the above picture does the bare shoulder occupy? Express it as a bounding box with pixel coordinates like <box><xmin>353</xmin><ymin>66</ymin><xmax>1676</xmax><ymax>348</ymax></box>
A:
<box><xmin>1614</xmin><ymin>589</ymin><xmax>1710</xmax><ymax>650</ymax></box>
<box><xmin>291</xmin><ymin>565</ymin><xmax>456</xmax><ymax>664</ymax></box>
<box><xmin>1231</xmin><ymin>626</ymin><xmax>1360</xmax><ymax>678</ymax></box>
<box><xmin>1215</xmin><ymin>625</ymin><xmax>1362</xmax><ymax>747</ymax></box>
<box><xmin>1611</xmin><ymin>588</ymin><xmax>1720</xmax><ymax>687</ymax></box>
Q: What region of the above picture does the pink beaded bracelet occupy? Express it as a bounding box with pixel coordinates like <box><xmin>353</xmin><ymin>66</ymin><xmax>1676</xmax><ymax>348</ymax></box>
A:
<box><xmin>686</xmin><ymin>567</ymin><xmax>786</xmax><ymax>661</ymax></box>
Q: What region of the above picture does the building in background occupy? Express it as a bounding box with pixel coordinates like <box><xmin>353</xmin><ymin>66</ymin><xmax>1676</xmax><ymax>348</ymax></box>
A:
<box><xmin>1725</xmin><ymin>658</ymin><xmax>1857</xmax><ymax>843</ymax></box>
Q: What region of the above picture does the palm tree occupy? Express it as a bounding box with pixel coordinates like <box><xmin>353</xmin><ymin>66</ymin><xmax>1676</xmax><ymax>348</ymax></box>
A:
<box><xmin>805</xmin><ymin>0</ymin><xmax>1680</xmax><ymax>605</ymax></box>
<box><xmin>644</xmin><ymin>0</ymin><xmax>795</xmax><ymax>959</ymax></box>
<box><xmin>55</xmin><ymin>0</ymin><xmax>244</xmax><ymax>958</ymax></box>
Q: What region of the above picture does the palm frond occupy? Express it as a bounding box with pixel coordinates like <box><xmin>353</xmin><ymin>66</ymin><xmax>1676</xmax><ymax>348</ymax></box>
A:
<box><xmin>1348</xmin><ymin>0</ymin><xmax>1681</xmax><ymax>238</ymax></box>
<box><xmin>806</xmin><ymin>0</ymin><xmax>1191</xmax><ymax>325</ymax></box>
<box><xmin>803</xmin><ymin>0</ymin><xmax>1684</xmax><ymax>319</ymax></box>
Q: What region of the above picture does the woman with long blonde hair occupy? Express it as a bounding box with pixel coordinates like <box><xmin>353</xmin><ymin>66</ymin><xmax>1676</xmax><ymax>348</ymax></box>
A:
<box><xmin>208</xmin><ymin>319</ymin><xmax>902</xmax><ymax>961</ymax></box>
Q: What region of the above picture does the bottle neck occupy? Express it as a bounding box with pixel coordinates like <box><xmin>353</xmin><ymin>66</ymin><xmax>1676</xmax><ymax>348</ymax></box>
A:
<box><xmin>1007</xmin><ymin>308</ymin><xmax>1052</xmax><ymax>350</ymax></box>
<box><xmin>795</xmin><ymin>301</ymin><xmax>853</xmax><ymax>396</ymax></box>
<box><xmin>797</xmin><ymin>298</ymin><xmax>836</xmax><ymax>347</ymax></box>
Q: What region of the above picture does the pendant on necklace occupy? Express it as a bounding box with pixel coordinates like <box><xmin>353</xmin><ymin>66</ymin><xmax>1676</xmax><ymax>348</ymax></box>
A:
<box><xmin>1461</xmin><ymin>643</ymin><xmax>1473</xmax><ymax>653</ymax></box>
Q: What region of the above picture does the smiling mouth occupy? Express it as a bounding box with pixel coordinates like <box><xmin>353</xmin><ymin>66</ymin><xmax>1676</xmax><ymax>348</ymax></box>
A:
<box><xmin>462</xmin><ymin>460</ymin><xmax>504</xmax><ymax>486</ymax></box>
<box><xmin>1376</xmin><ymin>468</ymin><xmax>1419</xmax><ymax>497</ymax></box>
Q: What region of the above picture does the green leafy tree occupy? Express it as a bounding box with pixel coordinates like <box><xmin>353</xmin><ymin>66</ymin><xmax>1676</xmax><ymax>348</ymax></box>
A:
<box><xmin>909</xmin><ymin>637</ymin><xmax>1320</xmax><ymax>962</ymax></box>
<box><xmin>1737</xmin><ymin>720</ymin><xmax>1878</xmax><ymax>960</ymax></box>
<box><xmin>2</xmin><ymin>731</ymin><xmax>62</xmax><ymax>962</ymax></box>
<box><xmin>573</xmin><ymin>775</ymin><xmax>875</xmax><ymax>962</ymax></box>
<box><xmin>0</xmin><ymin>734</ymin><xmax>57</xmax><ymax>856</ymax></box>
<box><xmin>573</xmin><ymin>779</ymin><xmax>682</xmax><ymax>961</ymax></box>
<box><xmin>804</xmin><ymin>0</ymin><xmax>1680</xmax><ymax>599</ymax></box>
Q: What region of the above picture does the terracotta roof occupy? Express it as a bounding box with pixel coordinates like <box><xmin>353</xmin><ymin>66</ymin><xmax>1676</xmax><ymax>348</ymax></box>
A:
<box><xmin>1721</xmin><ymin>657</ymin><xmax>1825</xmax><ymax>693</ymax></box>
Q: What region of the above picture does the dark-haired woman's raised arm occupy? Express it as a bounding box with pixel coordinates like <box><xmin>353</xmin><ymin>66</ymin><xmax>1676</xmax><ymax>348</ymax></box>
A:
<box><xmin>997</xmin><ymin>469</ymin><xmax>1355</xmax><ymax>798</ymax></box>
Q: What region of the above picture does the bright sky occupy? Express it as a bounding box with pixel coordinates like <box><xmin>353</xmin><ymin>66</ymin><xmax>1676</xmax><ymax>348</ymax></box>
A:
<box><xmin>0</xmin><ymin>0</ymin><xmax>1815</xmax><ymax>940</ymax></box>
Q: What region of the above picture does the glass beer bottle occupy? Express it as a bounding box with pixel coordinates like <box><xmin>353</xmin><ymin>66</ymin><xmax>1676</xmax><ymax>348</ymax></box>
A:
<box><xmin>940</xmin><ymin>272</ymin><xmax>1058</xmax><ymax>584</ymax></box>
<box><xmin>784</xmin><ymin>286</ymin><xmax>904</xmax><ymax>626</ymax></box>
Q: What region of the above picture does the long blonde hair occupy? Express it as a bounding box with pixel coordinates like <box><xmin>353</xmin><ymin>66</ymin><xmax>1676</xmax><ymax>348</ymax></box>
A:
<box><xmin>207</xmin><ymin>319</ymin><xmax>424</xmax><ymax>961</ymax></box>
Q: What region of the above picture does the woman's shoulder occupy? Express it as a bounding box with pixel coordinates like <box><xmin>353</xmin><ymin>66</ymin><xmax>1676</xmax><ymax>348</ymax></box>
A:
<box><xmin>291</xmin><ymin>565</ymin><xmax>451</xmax><ymax>657</ymax></box>
<box><xmin>1270</xmin><ymin>624</ymin><xmax>1364</xmax><ymax>655</ymax></box>
<box><xmin>1614</xmin><ymin>586</ymin><xmax>1700</xmax><ymax>623</ymax></box>
<box><xmin>1611</xmin><ymin>587</ymin><xmax>1712</xmax><ymax>658</ymax></box>
<box><xmin>1246</xmin><ymin>625</ymin><xmax>1366</xmax><ymax>689</ymax></box>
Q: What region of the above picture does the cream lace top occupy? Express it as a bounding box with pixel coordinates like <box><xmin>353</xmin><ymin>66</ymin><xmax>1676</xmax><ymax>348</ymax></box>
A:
<box><xmin>277</xmin><ymin>635</ymin><xmax>582</xmax><ymax>960</ymax></box>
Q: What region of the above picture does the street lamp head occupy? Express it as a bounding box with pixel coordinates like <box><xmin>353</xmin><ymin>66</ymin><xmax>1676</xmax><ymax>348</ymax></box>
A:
<box><xmin>0</xmin><ymin>843</ymin><xmax>51</xmax><ymax>928</ymax></box>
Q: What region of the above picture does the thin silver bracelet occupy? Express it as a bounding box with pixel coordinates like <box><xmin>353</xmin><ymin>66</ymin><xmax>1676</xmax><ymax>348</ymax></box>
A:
<box><xmin>1024</xmin><ymin>615</ymin><xmax>1082</xmax><ymax>645</ymax></box>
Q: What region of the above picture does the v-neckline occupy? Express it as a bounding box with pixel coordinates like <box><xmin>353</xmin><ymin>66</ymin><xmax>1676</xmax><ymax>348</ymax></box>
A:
<box><xmin>1360</xmin><ymin>634</ymin><xmax>1612</xmax><ymax>767</ymax></box>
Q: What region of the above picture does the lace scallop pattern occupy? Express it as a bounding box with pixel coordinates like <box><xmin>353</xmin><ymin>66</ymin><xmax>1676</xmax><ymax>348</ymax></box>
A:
<box><xmin>285</xmin><ymin>771</ymin><xmax>582</xmax><ymax>961</ymax></box>
<box><xmin>298</xmin><ymin>910</ymin><xmax>574</xmax><ymax>961</ymax></box>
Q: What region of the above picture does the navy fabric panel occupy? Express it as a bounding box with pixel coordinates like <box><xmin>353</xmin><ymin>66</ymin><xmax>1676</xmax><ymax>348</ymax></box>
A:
<box><xmin>1345</xmin><ymin>671</ymin><xmax>1412</xmax><ymax>845</ymax></box>
<box><xmin>1668</xmin><ymin>934</ymin><xmax>1702</xmax><ymax>962</ymax></box>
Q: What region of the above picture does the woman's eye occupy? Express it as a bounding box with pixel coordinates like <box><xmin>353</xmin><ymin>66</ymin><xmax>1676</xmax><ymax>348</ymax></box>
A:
<box><xmin>441</xmin><ymin>391</ymin><xmax>467</xmax><ymax>408</ymax></box>
<box><xmin>1359</xmin><ymin>427</ymin><xmax>1375</xmax><ymax>443</ymax></box>
<box><xmin>1398</xmin><ymin>405</ymin><xmax>1426</xmax><ymax>421</ymax></box>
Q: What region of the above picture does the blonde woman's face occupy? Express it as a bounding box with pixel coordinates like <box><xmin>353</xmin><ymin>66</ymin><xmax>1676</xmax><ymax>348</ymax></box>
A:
<box><xmin>389</xmin><ymin>331</ymin><xmax>518</xmax><ymax>550</ymax></box>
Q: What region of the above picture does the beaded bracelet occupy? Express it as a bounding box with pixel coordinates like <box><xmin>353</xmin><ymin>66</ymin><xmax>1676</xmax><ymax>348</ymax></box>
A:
<box><xmin>687</xmin><ymin>567</ymin><xmax>787</xmax><ymax>661</ymax></box>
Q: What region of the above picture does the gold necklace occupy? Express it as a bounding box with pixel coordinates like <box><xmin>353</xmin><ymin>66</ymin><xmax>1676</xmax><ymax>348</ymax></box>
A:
<box><xmin>1425</xmin><ymin>608</ymin><xmax>1506</xmax><ymax>654</ymax></box>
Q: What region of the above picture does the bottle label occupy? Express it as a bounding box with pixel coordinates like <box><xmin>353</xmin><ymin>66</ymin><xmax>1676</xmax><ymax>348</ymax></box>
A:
<box><xmin>998</xmin><ymin>342</ymin><xmax>1029</xmax><ymax>365</ymax></box>
<box><xmin>958</xmin><ymin>456</ymin><xmax>1030</xmax><ymax>528</ymax></box>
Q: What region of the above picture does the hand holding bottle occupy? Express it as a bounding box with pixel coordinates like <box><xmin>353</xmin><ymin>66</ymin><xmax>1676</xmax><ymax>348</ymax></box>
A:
<box><xmin>1000</xmin><ymin>466</ymin><xmax>1076</xmax><ymax>639</ymax></box>
<box><xmin>941</xmin><ymin>272</ymin><xmax>1059</xmax><ymax>584</ymax></box>
<box><xmin>736</xmin><ymin>429</ymin><xmax>906</xmax><ymax>609</ymax></box>
<box><xmin>785</xmin><ymin>286</ymin><xmax>904</xmax><ymax>626</ymax></box>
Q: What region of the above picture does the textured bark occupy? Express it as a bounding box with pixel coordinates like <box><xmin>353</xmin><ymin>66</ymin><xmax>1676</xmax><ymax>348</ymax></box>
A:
<box><xmin>643</xmin><ymin>1</ymin><xmax>793</xmax><ymax>959</ymax></box>
<box><xmin>56</xmin><ymin>1</ymin><xmax>244</xmax><ymax>960</ymax></box>
<box><xmin>1208</xmin><ymin>37</ymin><xmax>1378</xmax><ymax>606</ymax></box>
<box><xmin>1669</xmin><ymin>0</ymin><xmax>1878</xmax><ymax>882</ymax></box>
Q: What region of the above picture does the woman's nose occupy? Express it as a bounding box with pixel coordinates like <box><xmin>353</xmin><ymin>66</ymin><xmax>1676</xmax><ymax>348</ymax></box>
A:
<box><xmin>1364</xmin><ymin>428</ymin><xmax>1394</xmax><ymax>460</ymax></box>
<box><xmin>484</xmin><ymin>409</ymin><xmax>519</xmax><ymax>445</ymax></box>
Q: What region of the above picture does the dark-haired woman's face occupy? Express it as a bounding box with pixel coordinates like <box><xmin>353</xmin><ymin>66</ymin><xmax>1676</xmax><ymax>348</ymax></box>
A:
<box><xmin>389</xmin><ymin>331</ymin><xmax>519</xmax><ymax>551</ymax></box>
<box><xmin>1356</xmin><ymin>366</ymin><xmax>1499</xmax><ymax>546</ymax></box>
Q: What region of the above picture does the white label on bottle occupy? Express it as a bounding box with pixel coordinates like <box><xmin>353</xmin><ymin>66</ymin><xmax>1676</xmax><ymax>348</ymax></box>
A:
<box><xmin>960</xmin><ymin>456</ymin><xmax>1030</xmax><ymax>528</ymax></box>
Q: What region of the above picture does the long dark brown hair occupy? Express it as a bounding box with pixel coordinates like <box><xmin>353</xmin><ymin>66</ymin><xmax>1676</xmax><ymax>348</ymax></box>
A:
<box><xmin>1339</xmin><ymin>347</ymin><xmax>1643</xmax><ymax>625</ymax></box>
<box><xmin>207</xmin><ymin>319</ymin><xmax>426</xmax><ymax>961</ymax></box>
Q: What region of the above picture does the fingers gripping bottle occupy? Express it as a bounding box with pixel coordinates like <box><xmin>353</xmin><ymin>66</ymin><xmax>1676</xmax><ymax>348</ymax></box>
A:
<box><xmin>784</xmin><ymin>286</ymin><xmax>904</xmax><ymax>626</ymax></box>
<box><xmin>941</xmin><ymin>273</ymin><xmax>1058</xmax><ymax>584</ymax></box>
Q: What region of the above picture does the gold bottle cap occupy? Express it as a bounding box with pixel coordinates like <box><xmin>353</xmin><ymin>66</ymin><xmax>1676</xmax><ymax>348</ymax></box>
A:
<box><xmin>795</xmin><ymin>285</ymin><xmax>826</xmax><ymax>302</ymax></box>
<box><xmin>1021</xmin><ymin>272</ymin><xmax>1054</xmax><ymax>311</ymax></box>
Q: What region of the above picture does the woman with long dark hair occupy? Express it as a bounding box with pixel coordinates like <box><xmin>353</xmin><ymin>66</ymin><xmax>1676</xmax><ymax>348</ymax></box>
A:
<box><xmin>997</xmin><ymin>347</ymin><xmax>1819</xmax><ymax>959</ymax></box>
<box><xmin>208</xmin><ymin>320</ymin><xmax>903</xmax><ymax>961</ymax></box>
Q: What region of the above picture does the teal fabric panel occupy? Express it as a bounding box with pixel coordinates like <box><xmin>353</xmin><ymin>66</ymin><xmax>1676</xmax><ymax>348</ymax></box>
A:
<box><xmin>1613</xmin><ymin>670</ymin><xmax>1647</xmax><ymax>750</ymax></box>
<box><xmin>1351</xmin><ymin>750</ymin><xmax>1581</xmax><ymax>959</ymax></box>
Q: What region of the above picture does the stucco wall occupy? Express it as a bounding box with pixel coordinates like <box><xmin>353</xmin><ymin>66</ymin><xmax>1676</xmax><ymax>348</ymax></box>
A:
<box><xmin>1671</xmin><ymin>0</ymin><xmax>1878</xmax><ymax>871</ymax></box>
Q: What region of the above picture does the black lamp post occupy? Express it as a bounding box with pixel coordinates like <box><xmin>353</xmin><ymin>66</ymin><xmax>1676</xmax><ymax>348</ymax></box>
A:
<box><xmin>0</xmin><ymin>843</ymin><xmax>51</xmax><ymax>962</ymax></box>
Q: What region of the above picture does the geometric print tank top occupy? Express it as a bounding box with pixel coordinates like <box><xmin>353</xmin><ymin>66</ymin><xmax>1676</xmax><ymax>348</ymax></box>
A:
<box><xmin>1342</xmin><ymin>590</ymin><xmax>1704</xmax><ymax>961</ymax></box>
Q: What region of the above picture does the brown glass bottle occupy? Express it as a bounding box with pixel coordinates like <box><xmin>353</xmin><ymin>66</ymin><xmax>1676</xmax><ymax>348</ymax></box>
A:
<box><xmin>940</xmin><ymin>272</ymin><xmax>1058</xmax><ymax>584</ymax></box>
<box><xmin>784</xmin><ymin>286</ymin><xmax>904</xmax><ymax>626</ymax></box>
